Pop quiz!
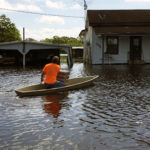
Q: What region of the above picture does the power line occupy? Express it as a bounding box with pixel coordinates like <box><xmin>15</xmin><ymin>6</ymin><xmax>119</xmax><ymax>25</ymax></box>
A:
<box><xmin>0</xmin><ymin>7</ymin><xmax>84</xmax><ymax>19</ymax></box>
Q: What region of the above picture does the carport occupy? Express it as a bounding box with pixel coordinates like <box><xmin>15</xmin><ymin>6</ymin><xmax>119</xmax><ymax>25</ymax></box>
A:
<box><xmin>0</xmin><ymin>41</ymin><xmax>73</xmax><ymax>68</ymax></box>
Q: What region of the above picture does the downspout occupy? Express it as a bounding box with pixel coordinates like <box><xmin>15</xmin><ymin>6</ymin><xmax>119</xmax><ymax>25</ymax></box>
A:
<box><xmin>102</xmin><ymin>34</ymin><xmax>104</xmax><ymax>64</ymax></box>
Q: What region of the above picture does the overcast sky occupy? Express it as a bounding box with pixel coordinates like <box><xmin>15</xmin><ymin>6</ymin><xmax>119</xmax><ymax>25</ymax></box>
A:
<box><xmin>0</xmin><ymin>0</ymin><xmax>150</xmax><ymax>41</ymax></box>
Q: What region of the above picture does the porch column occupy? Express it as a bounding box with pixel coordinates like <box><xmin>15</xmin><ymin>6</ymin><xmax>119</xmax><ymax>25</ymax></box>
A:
<box><xmin>67</xmin><ymin>47</ymin><xmax>73</xmax><ymax>68</ymax></box>
<box><xmin>22</xmin><ymin>40</ymin><xmax>26</xmax><ymax>69</ymax></box>
<box><xmin>23</xmin><ymin>53</ymin><xmax>26</xmax><ymax>69</ymax></box>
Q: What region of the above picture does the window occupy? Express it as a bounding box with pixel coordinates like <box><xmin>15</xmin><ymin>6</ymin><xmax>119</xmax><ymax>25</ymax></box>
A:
<box><xmin>106</xmin><ymin>37</ymin><xmax>119</xmax><ymax>54</ymax></box>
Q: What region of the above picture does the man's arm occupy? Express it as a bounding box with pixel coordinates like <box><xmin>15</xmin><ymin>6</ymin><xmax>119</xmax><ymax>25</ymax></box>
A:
<box><xmin>41</xmin><ymin>71</ymin><xmax>45</xmax><ymax>83</ymax></box>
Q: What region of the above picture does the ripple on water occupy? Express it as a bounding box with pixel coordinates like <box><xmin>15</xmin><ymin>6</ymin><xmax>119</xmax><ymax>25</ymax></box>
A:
<box><xmin>0</xmin><ymin>64</ymin><xmax>150</xmax><ymax>149</ymax></box>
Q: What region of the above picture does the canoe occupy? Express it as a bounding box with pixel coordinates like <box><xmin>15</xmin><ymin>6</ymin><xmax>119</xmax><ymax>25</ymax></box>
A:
<box><xmin>15</xmin><ymin>75</ymin><xmax>99</xmax><ymax>97</ymax></box>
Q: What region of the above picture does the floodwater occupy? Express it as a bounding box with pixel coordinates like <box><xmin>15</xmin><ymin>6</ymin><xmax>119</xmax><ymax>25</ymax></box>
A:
<box><xmin>0</xmin><ymin>63</ymin><xmax>150</xmax><ymax>150</ymax></box>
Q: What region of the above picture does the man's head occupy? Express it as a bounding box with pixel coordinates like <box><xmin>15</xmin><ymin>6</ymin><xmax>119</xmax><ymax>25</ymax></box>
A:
<box><xmin>51</xmin><ymin>56</ymin><xmax>60</xmax><ymax>64</ymax></box>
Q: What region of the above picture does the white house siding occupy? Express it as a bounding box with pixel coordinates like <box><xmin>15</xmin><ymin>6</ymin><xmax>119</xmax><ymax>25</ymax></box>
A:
<box><xmin>84</xmin><ymin>27</ymin><xmax>150</xmax><ymax>64</ymax></box>
<box><xmin>104</xmin><ymin>36</ymin><xmax>129</xmax><ymax>64</ymax></box>
<box><xmin>83</xmin><ymin>27</ymin><xmax>92</xmax><ymax>63</ymax></box>
<box><xmin>143</xmin><ymin>37</ymin><xmax>150</xmax><ymax>63</ymax></box>
<box><xmin>91</xmin><ymin>28</ymin><xmax>103</xmax><ymax>64</ymax></box>
<box><xmin>89</xmin><ymin>28</ymin><xmax>130</xmax><ymax>64</ymax></box>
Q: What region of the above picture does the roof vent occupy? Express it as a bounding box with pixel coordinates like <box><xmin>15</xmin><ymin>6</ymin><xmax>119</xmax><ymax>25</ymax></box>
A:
<box><xmin>98</xmin><ymin>14</ymin><xmax>106</xmax><ymax>21</ymax></box>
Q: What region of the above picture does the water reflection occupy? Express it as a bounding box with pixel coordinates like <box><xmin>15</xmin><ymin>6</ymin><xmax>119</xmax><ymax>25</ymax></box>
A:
<box><xmin>0</xmin><ymin>63</ymin><xmax>150</xmax><ymax>150</ymax></box>
<box><xmin>42</xmin><ymin>93</ymin><xmax>67</xmax><ymax>118</ymax></box>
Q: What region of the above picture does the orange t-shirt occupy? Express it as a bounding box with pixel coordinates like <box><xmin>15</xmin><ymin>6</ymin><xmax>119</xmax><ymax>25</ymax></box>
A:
<box><xmin>43</xmin><ymin>63</ymin><xmax>60</xmax><ymax>84</ymax></box>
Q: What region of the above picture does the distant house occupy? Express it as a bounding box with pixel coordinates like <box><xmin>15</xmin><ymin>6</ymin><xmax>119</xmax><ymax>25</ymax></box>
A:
<box><xmin>72</xmin><ymin>47</ymin><xmax>83</xmax><ymax>61</ymax></box>
<box><xmin>81</xmin><ymin>10</ymin><xmax>150</xmax><ymax>64</ymax></box>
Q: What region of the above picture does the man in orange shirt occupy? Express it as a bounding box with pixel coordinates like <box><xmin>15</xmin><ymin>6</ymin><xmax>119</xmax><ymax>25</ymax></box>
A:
<box><xmin>41</xmin><ymin>56</ymin><xmax>66</xmax><ymax>88</ymax></box>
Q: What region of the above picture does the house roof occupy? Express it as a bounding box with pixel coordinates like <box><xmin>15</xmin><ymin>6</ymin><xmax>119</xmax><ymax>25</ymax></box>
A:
<box><xmin>94</xmin><ymin>26</ymin><xmax>150</xmax><ymax>35</ymax></box>
<box><xmin>87</xmin><ymin>10</ymin><xmax>150</xmax><ymax>26</ymax></box>
<box><xmin>87</xmin><ymin>10</ymin><xmax>150</xmax><ymax>35</ymax></box>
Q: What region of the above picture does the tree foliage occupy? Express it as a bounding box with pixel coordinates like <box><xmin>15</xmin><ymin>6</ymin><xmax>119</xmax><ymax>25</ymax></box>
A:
<box><xmin>41</xmin><ymin>36</ymin><xmax>83</xmax><ymax>46</ymax></box>
<box><xmin>0</xmin><ymin>14</ymin><xmax>22</xmax><ymax>42</ymax></box>
<box><xmin>25</xmin><ymin>38</ymin><xmax>37</xmax><ymax>42</ymax></box>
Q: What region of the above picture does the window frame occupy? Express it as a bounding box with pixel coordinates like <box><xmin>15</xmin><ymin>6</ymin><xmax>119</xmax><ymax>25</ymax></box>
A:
<box><xmin>106</xmin><ymin>36</ymin><xmax>119</xmax><ymax>55</ymax></box>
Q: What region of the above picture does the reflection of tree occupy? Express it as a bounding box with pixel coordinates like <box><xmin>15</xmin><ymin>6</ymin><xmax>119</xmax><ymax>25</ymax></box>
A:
<box><xmin>43</xmin><ymin>94</ymin><xmax>67</xmax><ymax>118</ymax></box>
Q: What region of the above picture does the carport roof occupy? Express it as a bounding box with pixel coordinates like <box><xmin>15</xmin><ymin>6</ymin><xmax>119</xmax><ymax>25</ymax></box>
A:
<box><xmin>0</xmin><ymin>41</ymin><xmax>72</xmax><ymax>48</ymax></box>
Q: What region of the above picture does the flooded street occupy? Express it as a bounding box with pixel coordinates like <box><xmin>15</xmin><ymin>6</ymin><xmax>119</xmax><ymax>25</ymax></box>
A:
<box><xmin>0</xmin><ymin>63</ymin><xmax>150</xmax><ymax>150</ymax></box>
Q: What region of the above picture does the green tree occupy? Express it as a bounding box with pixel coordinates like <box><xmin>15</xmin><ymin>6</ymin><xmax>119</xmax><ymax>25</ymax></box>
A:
<box><xmin>41</xmin><ymin>36</ymin><xmax>83</xmax><ymax>46</ymax></box>
<box><xmin>40</xmin><ymin>38</ymin><xmax>52</xmax><ymax>43</ymax></box>
<box><xmin>0</xmin><ymin>14</ymin><xmax>22</xmax><ymax>42</ymax></box>
<box><xmin>25</xmin><ymin>38</ymin><xmax>37</xmax><ymax>42</ymax></box>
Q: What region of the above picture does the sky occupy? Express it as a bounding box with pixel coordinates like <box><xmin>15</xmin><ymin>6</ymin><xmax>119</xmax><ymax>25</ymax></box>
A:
<box><xmin>0</xmin><ymin>0</ymin><xmax>150</xmax><ymax>41</ymax></box>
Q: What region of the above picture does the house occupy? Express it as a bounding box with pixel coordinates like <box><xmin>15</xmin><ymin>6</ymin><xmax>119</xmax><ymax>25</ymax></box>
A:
<box><xmin>81</xmin><ymin>10</ymin><xmax>150</xmax><ymax>64</ymax></box>
<box><xmin>72</xmin><ymin>47</ymin><xmax>83</xmax><ymax>61</ymax></box>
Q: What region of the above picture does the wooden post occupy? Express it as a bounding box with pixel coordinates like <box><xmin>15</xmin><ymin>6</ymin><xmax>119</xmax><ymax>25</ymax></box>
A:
<box><xmin>68</xmin><ymin>47</ymin><xmax>73</xmax><ymax>68</ymax></box>
<box><xmin>23</xmin><ymin>27</ymin><xmax>26</xmax><ymax>69</ymax></box>
<box><xmin>23</xmin><ymin>54</ymin><xmax>25</xmax><ymax>69</ymax></box>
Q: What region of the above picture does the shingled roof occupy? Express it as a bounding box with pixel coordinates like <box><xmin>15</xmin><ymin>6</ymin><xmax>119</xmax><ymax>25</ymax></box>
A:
<box><xmin>86</xmin><ymin>10</ymin><xmax>150</xmax><ymax>35</ymax></box>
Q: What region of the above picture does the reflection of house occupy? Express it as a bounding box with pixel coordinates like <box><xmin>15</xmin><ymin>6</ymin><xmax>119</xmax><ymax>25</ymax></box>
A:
<box><xmin>72</xmin><ymin>47</ymin><xmax>83</xmax><ymax>61</ymax></box>
<box><xmin>81</xmin><ymin>10</ymin><xmax>150</xmax><ymax>64</ymax></box>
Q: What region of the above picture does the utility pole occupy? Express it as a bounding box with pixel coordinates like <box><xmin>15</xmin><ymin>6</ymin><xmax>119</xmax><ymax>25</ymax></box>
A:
<box><xmin>83</xmin><ymin>0</ymin><xmax>88</xmax><ymax>21</ymax></box>
<box><xmin>23</xmin><ymin>27</ymin><xmax>25</xmax><ymax>41</ymax></box>
<box><xmin>84</xmin><ymin>0</ymin><xmax>87</xmax><ymax>10</ymax></box>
